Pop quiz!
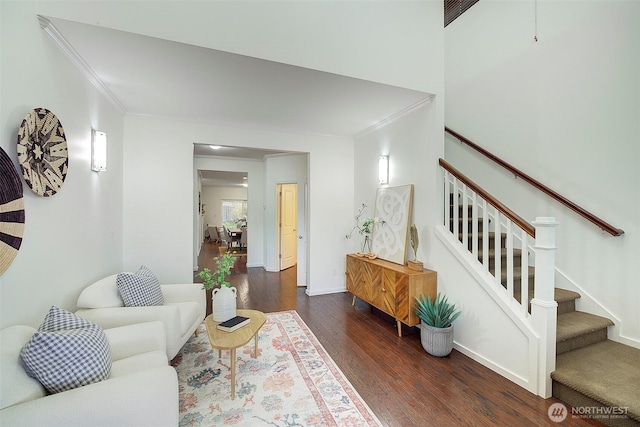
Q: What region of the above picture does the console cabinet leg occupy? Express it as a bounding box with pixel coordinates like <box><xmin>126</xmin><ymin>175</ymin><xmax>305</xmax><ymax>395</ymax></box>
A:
<box><xmin>396</xmin><ymin>320</ymin><xmax>402</xmax><ymax>337</ymax></box>
<box><xmin>352</xmin><ymin>295</ymin><xmax>356</xmax><ymax>306</ymax></box>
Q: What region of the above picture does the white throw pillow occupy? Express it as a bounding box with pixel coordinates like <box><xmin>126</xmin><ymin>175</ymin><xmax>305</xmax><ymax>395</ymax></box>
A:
<box><xmin>76</xmin><ymin>274</ymin><xmax>124</xmax><ymax>308</ymax></box>
<box><xmin>116</xmin><ymin>265</ymin><xmax>164</xmax><ymax>307</ymax></box>
<box><xmin>20</xmin><ymin>306</ymin><xmax>112</xmax><ymax>394</ymax></box>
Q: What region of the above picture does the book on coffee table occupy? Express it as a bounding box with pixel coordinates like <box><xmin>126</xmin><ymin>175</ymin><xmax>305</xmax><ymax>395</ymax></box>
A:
<box><xmin>217</xmin><ymin>315</ymin><xmax>251</xmax><ymax>332</ymax></box>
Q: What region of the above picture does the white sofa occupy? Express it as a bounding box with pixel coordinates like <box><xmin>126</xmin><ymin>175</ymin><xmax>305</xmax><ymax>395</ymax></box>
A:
<box><xmin>75</xmin><ymin>274</ymin><xmax>206</xmax><ymax>359</ymax></box>
<box><xmin>0</xmin><ymin>321</ymin><xmax>178</xmax><ymax>427</ymax></box>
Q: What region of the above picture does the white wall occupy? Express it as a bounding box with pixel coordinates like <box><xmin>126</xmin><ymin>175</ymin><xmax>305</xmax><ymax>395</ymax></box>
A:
<box><xmin>0</xmin><ymin>1</ymin><xmax>124</xmax><ymax>328</ymax></box>
<box><xmin>1</xmin><ymin>1</ymin><xmax>448</xmax><ymax>321</ymax></box>
<box><xmin>348</xmin><ymin>0</ymin><xmax>445</xmax><ymax>267</ymax></box>
<box><xmin>263</xmin><ymin>154</ymin><xmax>308</xmax><ymax>273</ymax></box>
<box><xmin>195</xmin><ymin>153</ymin><xmax>309</xmax><ymax>283</ymax></box>
<box><xmin>125</xmin><ymin>116</ymin><xmax>352</xmax><ymax>295</ymax></box>
<box><xmin>43</xmin><ymin>1</ymin><xmax>441</xmax><ymax>94</ymax></box>
<box><xmin>348</xmin><ymin>0</ymin><xmax>542</xmax><ymax>393</ymax></box>
<box><xmin>445</xmin><ymin>0</ymin><xmax>640</xmax><ymax>345</ymax></box>
<box><xmin>106</xmin><ymin>0</ymin><xmax>440</xmax><ymax>295</ymax></box>
<box><xmin>194</xmin><ymin>156</ymin><xmax>265</xmax><ymax>269</ymax></box>
<box><xmin>349</xmin><ymin>0</ymin><xmax>445</xmax><ymax>317</ymax></box>
<box><xmin>353</xmin><ymin>102</ymin><xmax>442</xmax><ymax>265</ymax></box>
<box><xmin>354</xmin><ymin>102</ymin><xmax>541</xmax><ymax>392</ymax></box>
<box><xmin>201</xmin><ymin>185</ymin><xmax>247</xmax><ymax>228</ymax></box>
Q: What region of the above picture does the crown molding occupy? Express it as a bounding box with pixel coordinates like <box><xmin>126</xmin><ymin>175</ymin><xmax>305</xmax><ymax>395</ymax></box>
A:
<box><xmin>38</xmin><ymin>16</ymin><xmax>127</xmax><ymax>114</ymax></box>
<box><xmin>129</xmin><ymin>112</ymin><xmax>353</xmax><ymax>141</ymax></box>
<box><xmin>353</xmin><ymin>94</ymin><xmax>436</xmax><ymax>140</ymax></box>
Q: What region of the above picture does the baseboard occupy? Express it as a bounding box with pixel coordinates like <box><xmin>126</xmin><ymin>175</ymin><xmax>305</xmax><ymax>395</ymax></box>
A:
<box><xmin>305</xmin><ymin>287</ymin><xmax>347</xmax><ymax>297</ymax></box>
<box><xmin>246</xmin><ymin>263</ymin><xmax>263</xmax><ymax>268</ymax></box>
<box><xmin>436</xmin><ymin>225</ymin><xmax>542</xmax><ymax>396</ymax></box>
<box><xmin>453</xmin><ymin>340</ymin><xmax>537</xmax><ymax>395</ymax></box>
<box><xmin>555</xmin><ymin>268</ymin><xmax>640</xmax><ymax>350</ymax></box>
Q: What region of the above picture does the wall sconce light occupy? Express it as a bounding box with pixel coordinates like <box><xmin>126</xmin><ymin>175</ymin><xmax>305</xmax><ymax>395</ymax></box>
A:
<box><xmin>378</xmin><ymin>155</ymin><xmax>389</xmax><ymax>185</ymax></box>
<box><xmin>91</xmin><ymin>129</ymin><xmax>107</xmax><ymax>172</ymax></box>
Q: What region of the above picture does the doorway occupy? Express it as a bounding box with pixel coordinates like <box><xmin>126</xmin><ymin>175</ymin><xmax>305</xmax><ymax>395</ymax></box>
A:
<box><xmin>277</xmin><ymin>183</ymin><xmax>297</xmax><ymax>271</ymax></box>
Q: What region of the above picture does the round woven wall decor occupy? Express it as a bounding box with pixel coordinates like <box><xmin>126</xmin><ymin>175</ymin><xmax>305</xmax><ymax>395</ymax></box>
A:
<box><xmin>16</xmin><ymin>108</ymin><xmax>68</xmax><ymax>197</ymax></box>
<box><xmin>0</xmin><ymin>146</ymin><xmax>25</xmax><ymax>276</ymax></box>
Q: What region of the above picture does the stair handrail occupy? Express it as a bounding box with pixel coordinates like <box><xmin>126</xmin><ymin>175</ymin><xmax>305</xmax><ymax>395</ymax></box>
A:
<box><xmin>440</xmin><ymin>158</ymin><xmax>535</xmax><ymax>237</ymax></box>
<box><xmin>445</xmin><ymin>127</ymin><xmax>624</xmax><ymax>237</ymax></box>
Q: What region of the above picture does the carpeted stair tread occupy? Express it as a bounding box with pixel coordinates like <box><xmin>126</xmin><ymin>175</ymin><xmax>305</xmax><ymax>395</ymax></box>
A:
<box><xmin>477</xmin><ymin>247</ymin><xmax>523</xmax><ymax>258</ymax></box>
<box><xmin>552</xmin><ymin>340</ymin><xmax>640</xmax><ymax>423</ymax></box>
<box><xmin>554</xmin><ymin>288</ymin><xmax>581</xmax><ymax>303</ymax></box>
<box><xmin>557</xmin><ymin>311</ymin><xmax>614</xmax><ymax>342</ymax></box>
<box><xmin>501</xmin><ymin>266</ymin><xmax>535</xmax><ymax>284</ymax></box>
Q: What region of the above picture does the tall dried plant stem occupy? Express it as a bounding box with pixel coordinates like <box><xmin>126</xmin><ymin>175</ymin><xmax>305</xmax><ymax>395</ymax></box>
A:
<box><xmin>410</xmin><ymin>224</ymin><xmax>419</xmax><ymax>261</ymax></box>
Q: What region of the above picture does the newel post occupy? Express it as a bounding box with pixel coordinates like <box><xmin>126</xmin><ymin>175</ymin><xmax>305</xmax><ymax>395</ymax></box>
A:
<box><xmin>531</xmin><ymin>217</ymin><xmax>559</xmax><ymax>397</ymax></box>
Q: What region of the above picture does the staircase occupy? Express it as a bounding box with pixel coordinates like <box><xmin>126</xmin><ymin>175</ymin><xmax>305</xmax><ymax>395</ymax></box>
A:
<box><xmin>451</xmin><ymin>201</ymin><xmax>640</xmax><ymax>426</ymax></box>
<box><xmin>553</xmin><ymin>290</ymin><xmax>640</xmax><ymax>427</ymax></box>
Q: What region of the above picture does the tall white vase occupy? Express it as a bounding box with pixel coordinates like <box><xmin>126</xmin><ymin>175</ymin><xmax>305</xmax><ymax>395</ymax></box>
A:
<box><xmin>212</xmin><ymin>286</ymin><xmax>237</xmax><ymax>322</ymax></box>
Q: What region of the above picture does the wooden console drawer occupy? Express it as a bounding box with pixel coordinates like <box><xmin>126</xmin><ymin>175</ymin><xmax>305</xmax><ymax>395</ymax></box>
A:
<box><xmin>345</xmin><ymin>254</ymin><xmax>437</xmax><ymax>336</ymax></box>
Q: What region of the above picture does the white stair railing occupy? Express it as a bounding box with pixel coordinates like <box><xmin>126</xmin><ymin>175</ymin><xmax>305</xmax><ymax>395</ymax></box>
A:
<box><xmin>443</xmin><ymin>167</ymin><xmax>536</xmax><ymax>314</ymax></box>
<box><xmin>441</xmin><ymin>159</ymin><xmax>558</xmax><ymax>397</ymax></box>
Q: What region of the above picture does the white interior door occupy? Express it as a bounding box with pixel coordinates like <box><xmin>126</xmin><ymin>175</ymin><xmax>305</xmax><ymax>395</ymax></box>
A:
<box><xmin>279</xmin><ymin>183</ymin><xmax>297</xmax><ymax>270</ymax></box>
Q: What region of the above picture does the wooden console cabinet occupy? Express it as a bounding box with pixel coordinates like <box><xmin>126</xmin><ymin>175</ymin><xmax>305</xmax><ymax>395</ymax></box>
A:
<box><xmin>345</xmin><ymin>254</ymin><xmax>437</xmax><ymax>337</ymax></box>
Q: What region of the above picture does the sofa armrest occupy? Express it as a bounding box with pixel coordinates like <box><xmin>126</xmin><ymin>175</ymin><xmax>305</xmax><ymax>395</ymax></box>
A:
<box><xmin>161</xmin><ymin>283</ymin><xmax>205</xmax><ymax>304</ymax></box>
<box><xmin>0</xmin><ymin>367</ymin><xmax>178</xmax><ymax>427</ymax></box>
<box><xmin>76</xmin><ymin>306</ymin><xmax>181</xmax><ymax>359</ymax></box>
<box><xmin>76</xmin><ymin>306</ymin><xmax>180</xmax><ymax>331</ymax></box>
<box><xmin>104</xmin><ymin>321</ymin><xmax>167</xmax><ymax>362</ymax></box>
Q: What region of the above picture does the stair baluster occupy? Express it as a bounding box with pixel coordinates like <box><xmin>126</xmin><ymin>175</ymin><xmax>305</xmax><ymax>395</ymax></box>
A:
<box><xmin>441</xmin><ymin>159</ymin><xmax>637</xmax><ymax>416</ymax></box>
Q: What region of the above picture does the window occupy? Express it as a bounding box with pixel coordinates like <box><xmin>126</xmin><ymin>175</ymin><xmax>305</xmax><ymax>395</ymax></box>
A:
<box><xmin>445</xmin><ymin>0</ymin><xmax>479</xmax><ymax>27</ymax></box>
<box><xmin>221</xmin><ymin>199</ymin><xmax>247</xmax><ymax>227</ymax></box>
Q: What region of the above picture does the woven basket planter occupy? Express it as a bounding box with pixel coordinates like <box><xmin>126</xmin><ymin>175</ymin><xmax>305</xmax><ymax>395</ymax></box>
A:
<box><xmin>418</xmin><ymin>323</ymin><xmax>454</xmax><ymax>357</ymax></box>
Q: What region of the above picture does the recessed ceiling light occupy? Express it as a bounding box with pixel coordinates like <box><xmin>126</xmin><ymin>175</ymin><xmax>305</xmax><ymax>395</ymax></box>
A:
<box><xmin>209</xmin><ymin>145</ymin><xmax>222</xmax><ymax>150</ymax></box>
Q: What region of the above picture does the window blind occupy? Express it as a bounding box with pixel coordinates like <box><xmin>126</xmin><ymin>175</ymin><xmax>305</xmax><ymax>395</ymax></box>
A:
<box><xmin>445</xmin><ymin>0</ymin><xmax>479</xmax><ymax>27</ymax></box>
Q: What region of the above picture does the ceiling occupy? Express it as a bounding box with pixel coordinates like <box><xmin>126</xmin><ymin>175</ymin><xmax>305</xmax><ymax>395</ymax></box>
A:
<box><xmin>195</xmin><ymin>145</ymin><xmax>298</xmax><ymax>186</ymax></box>
<box><xmin>199</xmin><ymin>170</ymin><xmax>248</xmax><ymax>188</ymax></box>
<box><xmin>42</xmin><ymin>15</ymin><xmax>433</xmax><ymax>183</ymax></box>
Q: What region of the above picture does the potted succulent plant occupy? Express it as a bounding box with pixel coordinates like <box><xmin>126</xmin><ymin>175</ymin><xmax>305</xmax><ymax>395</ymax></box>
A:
<box><xmin>415</xmin><ymin>292</ymin><xmax>461</xmax><ymax>357</ymax></box>
<box><xmin>199</xmin><ymin>253</ymin><xmax>237</xmax><ymax>322</ymax></box>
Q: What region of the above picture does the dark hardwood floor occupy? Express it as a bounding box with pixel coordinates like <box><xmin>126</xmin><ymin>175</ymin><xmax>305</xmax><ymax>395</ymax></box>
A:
<box><xmin>195</xmin><ymin>242</ymin><xmax>601</xmax><ymax>427</ymax></box>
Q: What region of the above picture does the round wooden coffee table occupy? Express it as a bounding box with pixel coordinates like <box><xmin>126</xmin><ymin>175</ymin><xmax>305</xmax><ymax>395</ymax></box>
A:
<box><xmin>204</xmin><ymin>309</ymin><xmax>266</xmax><ymax>398</ymax></box>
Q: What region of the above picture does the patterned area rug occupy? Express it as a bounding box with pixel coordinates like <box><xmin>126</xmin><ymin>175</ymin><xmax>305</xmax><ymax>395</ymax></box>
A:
<box><xmin>172</xmin><ymin>310</ymin><xmax>383</xmax><ymax>427</ymax></box>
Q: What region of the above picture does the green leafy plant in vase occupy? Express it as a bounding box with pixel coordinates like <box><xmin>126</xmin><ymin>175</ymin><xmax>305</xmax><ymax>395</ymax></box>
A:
<box><xmin>415</xmin><ymin>292</ymin><xmax>461</xmax><ymax>357</ymax></box>
<box><xmin>345</xmin><ymin>203</ymin><xmax>385</xmax><ymax>255</ymax></box>
<box><xmin>199</xmin><ymin>253</ymin><xmax>237</xmax><ymax>322</ymax></box>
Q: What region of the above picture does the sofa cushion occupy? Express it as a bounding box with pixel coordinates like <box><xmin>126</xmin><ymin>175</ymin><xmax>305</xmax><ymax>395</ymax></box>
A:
<box><xmin>20</xmin><ymin>306</ymin><xmax>112</xmax><ymax>394</ymax></box>
<box><xmin>116</xmin><ymin>266</ymin><xmax>164</xmax><ymax>307</ymax></box>
<box><xmin>76</xmin><ymin>274</ymin><xmax>124</xmax><ymax>309</ymax></box>
<box><xmin>110</xmin><ymin>351</ymin><xmax>168</xmax><ymax>378</ymax></box>
<box><xmin>166</xmin><ymin>301</ymin><xmax>202</xmax><ymax>335</ymax></box>
<box><xmin>0</xmin><ymin>325</ymin><xmax>46</xmax><ymax>410</ymax></box>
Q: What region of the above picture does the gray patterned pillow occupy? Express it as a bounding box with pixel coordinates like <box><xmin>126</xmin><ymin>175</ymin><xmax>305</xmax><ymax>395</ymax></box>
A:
<box><xmin>116</xmin><ymin>265</ymin><xmax>164</xmax><ymax>307</ymax></box>
<box><xmin>20</xmin><ymin>306</ymin><xmax>112</xmax><ymax>394</ymax></box>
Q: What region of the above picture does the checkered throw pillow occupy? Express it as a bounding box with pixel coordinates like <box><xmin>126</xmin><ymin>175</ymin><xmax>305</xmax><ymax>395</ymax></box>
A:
<box><xmin>20</xmin><ymin>306</ymin><xmax>112</xmax><ymax>394</ymax></box>
<box><xmin>116</xmin><ymin>265</ymin><xmax>164</xmax><ymax>307</ymax></box>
